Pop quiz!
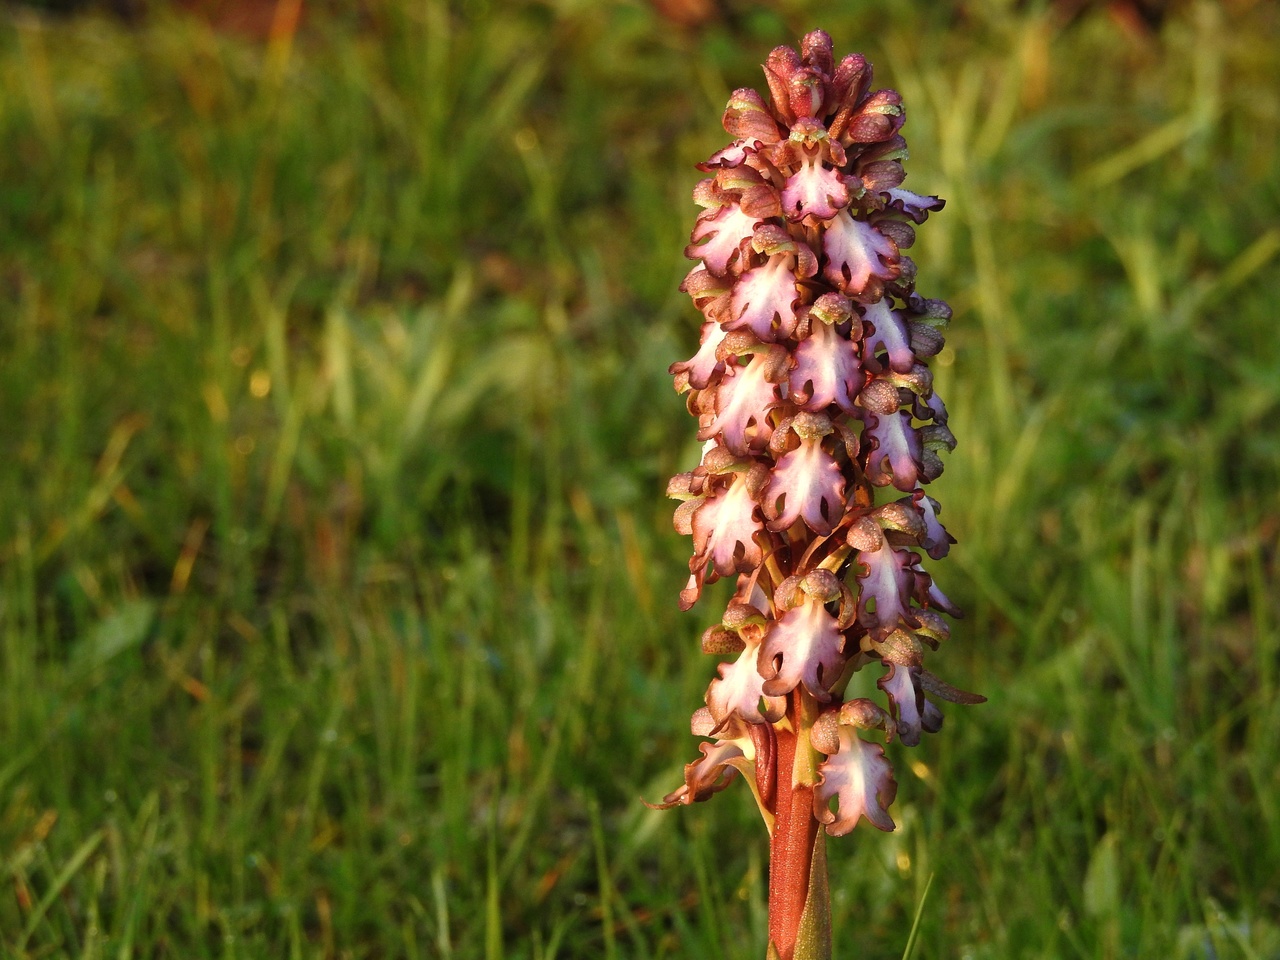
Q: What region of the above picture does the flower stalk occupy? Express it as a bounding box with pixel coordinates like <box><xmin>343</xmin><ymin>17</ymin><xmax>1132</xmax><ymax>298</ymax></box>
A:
<box><xmin>652</xmin><ymin>31</ymin><xmax>982</xmax><ymax>958</ymax></box>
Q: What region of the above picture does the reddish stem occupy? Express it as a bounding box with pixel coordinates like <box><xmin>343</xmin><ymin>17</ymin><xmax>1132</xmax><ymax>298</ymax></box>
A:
<box><xmin>766</xmin><ymin>695</ymin><xmax>822</xmax><ymax>960</ymax></box>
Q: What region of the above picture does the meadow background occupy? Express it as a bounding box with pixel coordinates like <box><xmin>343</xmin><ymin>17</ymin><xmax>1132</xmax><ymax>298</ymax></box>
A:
<box><xmin>1</xmin><ymin>0</ymin><xmax>1278</xmax><ymax>956</ymax></box>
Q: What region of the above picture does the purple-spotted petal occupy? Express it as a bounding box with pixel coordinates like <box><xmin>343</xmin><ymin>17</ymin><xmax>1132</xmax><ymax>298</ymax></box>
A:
<box><xmin>707</xmin><ymin>638</ymin><xmax>771</xmax><ymax>725</ymax></box>
<box><xmin>790</xmin><ymin>316</ymin><xmax>862</xmax><ymax>415</ymax></box>
<box><xmin>822</xmin><ymin>210</ymin><xmax>899</xmax><ymax>297</ymax></box>
<box><xmin>782</xmin><ymin>156</ymin><xmax>849</xmax><ymax>222</ymax></box>
<box><xmin>861</xmin><ymin>298</ymin><xmax>914</xmax><ymax>374</ymax></box>
<box><xmin>758</xmin><ymin>596</ymin><xmax>846</xmax><ymax>701</ymax></box>
<box><xmin>701</xmin><ymin>139</ymin><xmax>762</xmax><ymax>170</ymax></box>
<box><xmin>878</xmin><ymin>661</ymin><xmax>927</xmax><ymax>747</ymax></box>
<box><xmin>843</xmin><ymin>89</ymin><xmax>905</xmax><ymax>145</ymax></box>
<box><xmin>786</xmin><ymin>67</ymin><xmax>827</xmax><ymax>120</ymax></box>
<box><xmin>763</xmin><ymin>45</ymin><xmax>802</xmax><ymax>123</ymax></box>
<box><xmin>856</xmin><ymin>539</ymin><xmax>917</xmax><ymax>639</ymax></box>
<box><xmin>883</xmin><ymin>188</ymin><xmax>945</xmax><ymax>224</ymax></box>
<box><xmin>858</xmin><ymin>160</ymin><xmax>905</xmax><ymax>194</ymax></box>
<box><xmin>828</xmin><ymin>54</ymin><xmax>871</xmax><ymax>138</ymax></box>
<box><xmin>726</xmin><ymin>255</ymin><xmax>800</xmax><ymax>341</ymax></box>
<box><xmin>691</xmin><ymin>471</ymin><xmax>763</xmax><ymax>578</ymax></box>
<box><xmin>814</xmin><ymin>727</ymin><xmax>897</xmax><ymax>834</ymax></box>
<box><xmin>864</xmin><ymin>410</ymin><xmax>922</xmax><ymax>492</ymax></box>
<box><xmin>691</xmin><ymin>177</ymin><xmax>728</xmax><ymax>211</ymax></box>
<box><xmin>801</xmin><ymin>29</ymin><xmax>834</xmax><ymax>76</ymax></box>
<box><xmin>700</xmin><ymin>353</ymin><xmax>783</xmax><ymax>454</ymax></box>
<box><xmin>669</xmin><ymin>321</ymin><xmax>727</xmax><ymax>391</ymax></box>
<box><xmin>686</xmin><ymin>203</ymin><xmax>763</xmax><ymax>275</ymax></box>
<box><xmin>916</xmin><ymin>492</ymin><xmax>954</xmax><ymax>560</ymax></box>
<box><xmin>763</xmin><ymin>438</ymin><xmax>845</xmax><ymax>535</ymax></box>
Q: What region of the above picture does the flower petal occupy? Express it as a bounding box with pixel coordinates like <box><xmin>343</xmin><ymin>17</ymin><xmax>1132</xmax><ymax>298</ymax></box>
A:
<box><xmin>686</xmin><ymin>202</ymin><xmax>762</xmax><ymax>275</ymax></box>
<box><xmin>722</xmin><ymin>88</ymin><xmax>783</xmax><ymax>144</ymax></box>
<box><xmin>855</xmin><ymin>539</ymin><xmax>917</xmax><ymax>639</ymax></box>
<box><xmin>691</xmin><ymin>471</ymin><xmax>764</xmax><ymax>578</ymax></box>
<box><xmin>726</xmin><ymin>255</ymin><xmax>800</xmax><ymax>341</ymax></box>
<box><xmin>700</xmin><ymin>352</ymin><xmax>784</xmax><ymax>454</ymax></box>
<box><xmin>883</xmin><ymin>188</ymin><xmax>945</xmax><ymax>224</ymax></box>
<box><xmin>913</xmin><ymin>390</ymin><xmax>948</xmax><ymax>425</ymax></box>
<box><xmin>814</xmin><ymin>727</ymin><xmax>897</xmax><ymax>834</ymax></box>
<box><xmin>910</xmin><ymin>559</ymin><xmax>963</xmax><ymax>618</ymax></box>
<box><xmin>878</xmin><ymin>661</ymin><xmax>928</xmax><ymax>747</ymax></box>
<box><xmin>763</xmin><ymin>438</ymin><xmax>845</xmax><ymax>535</ymax></box>
<box><xmin>781</xmin><ymin>156</ymin><xmax>849</xmax><ymax>222</ymax></box>
<box><xmin>669</xmin><ymin>321</ymin><xmax>727</xmax><ymax>390</ymax></box>
<box><xmin>843</xmin><ymin>89</ymin><xmax>904</xmax><ymax>146</ymax></box>
<box><xmin>828</xmin><ymin>53</ymin><xmax>872</xmax><ymax>141</ymax></box>
<box><xmin>700</xmin><ymin>139</ymin><xmax>761</xmax><ymax>170</ymax></box>
<box><xmin>861</xmin><ymin>298</ymin><xmax>915</xmax><ymax>374</ymax></box>
<box><xmin>762</xmin><ymin>45</ymin><xmax>802</xmax><ymax>123</ymax></box>
<box><xmin>915</xmin><ymin>492</ymin><xmax>954</xmax><ymax>560</ymax></box>
<box><xmin>789</xmin><ymin>317</ymin><xmax>862</xmax><ymax>416</ymax></box>
<box><xmin>679</xmin><ymin>266</ymin><xmax>732</xmax><ymax>323</ymax></box>
<box><xmin>822</xmin><ymin>210</ymin><xmax>899</xmax><ymax>298</ymax></box>
<box><xmin>649</xmin><ymin>739</ymin><xmax>744</xmax><ymax>808</ymax></box>
<box><xmin>864</xmin><ymin>410</ymin><xmax>922</xmax><ymax>492</ymax></box>
<box><xmin>707</xmin><ymin>638</ymin><xmax>771</xmax><ymax>725</ymax></box>
<box><xmin>859</xmin><ymin>160</ymin><xmax>905</xmax><ymax>194</ymax></box>
<box><xmin>800</xmin><ymin>29</ymin><xmax>834</xmax><ymax>77</ymax></box>
<box><xmin>758</xmin><ymin>596</ymin><xmax>846</xmax><ymax>701</ymax></box>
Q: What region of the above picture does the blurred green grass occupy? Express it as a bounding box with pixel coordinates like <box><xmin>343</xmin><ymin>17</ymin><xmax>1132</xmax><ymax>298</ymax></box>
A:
<box><xmin>1</xmin><ymin>0</ymin><xmax>1278</xmax><ymax>956</ymax></box>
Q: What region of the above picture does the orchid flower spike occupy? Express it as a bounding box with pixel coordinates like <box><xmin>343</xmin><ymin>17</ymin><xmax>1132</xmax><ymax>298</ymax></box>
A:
<box><xmin>654</xmin><ymin>31</ymin><xmax>982</xmax><ymax>960</ymax></box>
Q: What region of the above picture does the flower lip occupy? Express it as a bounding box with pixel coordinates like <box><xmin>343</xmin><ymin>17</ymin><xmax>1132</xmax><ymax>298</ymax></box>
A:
<box><xmin>789</xmin><ymin>317</ymin><xmax>863</xmax><ymax>417</ymax></box>
<box><xmin>686</xmin><ymin>203</ymin><xmax>763</xmax><ymax>276</ymax></box>
<box><xmin>762</xmin><ymin>431</ymin><xmax>845</xmax><ymax>536</ymax></box>
<box><xmin>822</xmin><ymin>208</ymin><xmax>900</xmax><ymax>298</ymax></box>
<box><xmin>758</xmin><ymin>593</ymin><xmax>846</xmax><ymax>701</ymax></box>
<box><xmin>700</xmin><ymin>352</ymin><xmax>786</xmax><ymax>454</ymax></box>
<box><xmin>814</xmin><ymin>727</ymin><xmax>898</xmax><ymax>834</ymax></box>
<box><xmin>699</xmin><ymin>138</ymin><xmax>765</xmax><ymax>171</ymax></box>
<box><xmin>725</xmin><ymin>249</ymin><xmax>806</xmax><ymax>342</ymax></box>
<box><xmin>690</xmin><ymin>470</ymin><xmax>765</xmax><ymax>578</ymax></box>
<box><xmin>781</xmin><ymin>152</ymin><xmax>849</xmax><ymax>223</ymax></box>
